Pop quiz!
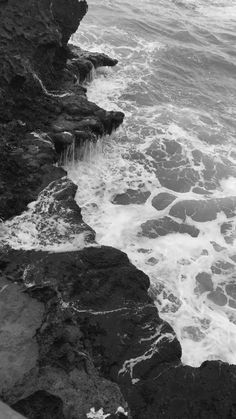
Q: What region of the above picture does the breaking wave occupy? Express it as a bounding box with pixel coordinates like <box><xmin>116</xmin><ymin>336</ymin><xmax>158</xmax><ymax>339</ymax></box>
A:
<box><xmin>68</xmin><ymin>0</ymin><xmax>236</xmax><ymax>366</ymax></box>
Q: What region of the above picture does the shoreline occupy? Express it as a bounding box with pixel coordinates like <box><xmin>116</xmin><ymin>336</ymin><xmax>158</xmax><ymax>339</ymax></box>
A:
<box><xmin>1</xmin><ymin>1</ymin><xmax>236</xmax><ymax>418</ymax></box>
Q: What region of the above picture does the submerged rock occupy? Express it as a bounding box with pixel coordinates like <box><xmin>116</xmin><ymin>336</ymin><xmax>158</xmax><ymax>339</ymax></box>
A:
<box><xmin>112</xmin><ymin>188</ymin><xmax>151</xmax><ymax>205</ymax></box>
<box><xmin>13</xmin><ymin>391</ymin><xmax>65</xmax><ymax>419</ymax></box>
<box><xmin>152</xmin><ymin>192</ymin><xmax>177</xmax><ymax>211</ymax></box>
<box><xmin>195</xmin><ymin>272</ymin><xmax>213</xmax><ymax>293</ymax></box>
<box><xmin>169</xmin><ymin>196</ymin><xmax>236</xmax><ymax>222</ymax></box>
<box><xmin>141</xmin><ymin>216</ymin><xmax>200</xmax><ymax>238</ymax></box>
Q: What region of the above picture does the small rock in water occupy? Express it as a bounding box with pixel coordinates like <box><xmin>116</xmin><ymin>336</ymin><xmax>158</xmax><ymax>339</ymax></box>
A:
<box><xmin>140</xmin><ymin>216</ymin><xmax>200</xmax><ymax>238</ymax></box>
<box><xmin>211</xmin><ymin>260</ymin><xmax>235</xmax><ymax>275</ymax></box>
<box><xmin>207</xmin><ymin>290</ymin><xmax>227</xmax><ymax>306</ymax></box>
<box><xmin>146</xmin><ymin>257</ymin><xmax>158</xmax><ymax>266</ymax></box>
<box><xmin>225</xmin><ymin>284</ymin><xmax>236</xmax><ymax>300</ymax></box>
<box><xmin>192</xmin><ymin>186</ymin><xmax>210</xmax><ymax>195</ymax></box>
<box><xmin>195</xmin><ymin>272</ymin><xmax>213</xmax><ymax>293</ymax></box>
<box><xmin>229</xmin><ymin>299</ymin><xmax>236</xmax><ymax>309</ymax></box>
<box><xmin>112</xmin><ymin>189</ymin><xmax>151</xmax><ymax>205</ymax></box>
<box><xmin>210</xmin><ymin>242</ymin><xmax>226</xmax><ymax>252</ymax></box>
<box><xmin>152</xmin><ymin>192</ymin><xmax>176</xmax><ymax>211</ymax></box>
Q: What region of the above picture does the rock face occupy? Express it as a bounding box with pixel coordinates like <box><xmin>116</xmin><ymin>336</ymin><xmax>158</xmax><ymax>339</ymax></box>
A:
<box><xmin>0</xmin><ymin>0</ymin><xmax>124</xmax><ymax>220</ymax></box>
<box><xmin>0</xmin><ymin>247</ymin><xmax>179</xmax><ymax>418</ymax></box>
<box><xmin>0</xmin><ymin>0</ymin><xmax>87</xmax><ymax>89</ymax></box>
<box><xmin>1</xmin><ymin>1</ymin><xmax>236</xmax><ymax>419</ymax></box>
<box><xmin>2</xmin><ymin>246</ymin><xmax>236</xmax><ymax>418</ymax></box>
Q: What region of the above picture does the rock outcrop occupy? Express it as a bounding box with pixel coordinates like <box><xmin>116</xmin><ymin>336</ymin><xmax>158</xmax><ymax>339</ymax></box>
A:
<box><xmin>0</xmin><ymin>0</ymin><xmax>124</xmax><ymax>220</ymax></box>
<box><xmin>1</xmin><ymin>1</ymin><xmax>236</xmax><ymax>419</ymax></box>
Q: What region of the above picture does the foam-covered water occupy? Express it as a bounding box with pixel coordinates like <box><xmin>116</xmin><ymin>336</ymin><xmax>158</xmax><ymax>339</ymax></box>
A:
<box><xmin>68</xmin><ymin>0</ymin><xmax>236</xmax><ymax>366</ymax></box>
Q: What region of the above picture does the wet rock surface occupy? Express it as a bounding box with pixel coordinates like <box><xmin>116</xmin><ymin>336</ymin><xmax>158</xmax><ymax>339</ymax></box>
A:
<box><xmin>152</xmin><ymin>192</ymin><xmax>177</xmax><ymax>211</ymax></box>
<box><xmin>1</xmin><ymin>247</ymin><xmax>236</xmax><ymax>418</ymax></box>
<box><xmin>127</xmin><ymin>361</ymin><xmax>236</xmax><ymax>419</ymax></box>
<box><xmin>2</xmin><ymin>177</ymin><xmax>95</xmax><ymax>250</ymax></box>
<box><xmin>141</xmin><ymin>216</ymin><xmax>200</xmax><ymax>238</ymax></box>
<box><xmin>169</xmin><ymin>196</ymin><xmax>236</xmax><ymax>222</ymax></box>
<box><xmin>0</xmin><ymin>247</ymin><xmax>130</xmax><ymax>418</ymax></box>
<box><xmin>1</xmin><ymin>1</ymin><xmax>236</xmax><ymax>419</ymax></box>
<box><xmin>0</xmin><ymin>246</ymin><xmax>178</xmax><ymax>417</ymax></box>
<box><xmin>0</xmin><ymin>0</ymin><xmax>124</xmax><ymax>221</ymax></box>
<box><xmin>112</xmin><ymin>188</ymin><xmax>151</xmax><ymax>205</ymax></box>
<box><xmin>145</xmin><ymin>139</ymin><xmax>236</xmax><ymax>195</ymax></box>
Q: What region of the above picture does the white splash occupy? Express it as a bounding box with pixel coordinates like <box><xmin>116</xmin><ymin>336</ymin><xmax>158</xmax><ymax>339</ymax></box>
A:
<box><xmin>87</xmin><ymin>408</ymin><xmax>110</xmax><ymax>419</ymax></box>
<box><xmin>32</xmin><ymin>72</ymin><xmax>72</xmax><ymax>98</ymax></box>
<box><xmin>119</xmin><ymin>325</ymin><xmax>175</xmax><ymax>384</ymax></box>
<box><xmin>2</xmin><ymin>177</ymin><xmax>95</xmax><ymax>251</ymax></box>
<box><xmin>116</xmin><ymin>407</ymin><xmax>128</xmax><ymax>417</ymax></box>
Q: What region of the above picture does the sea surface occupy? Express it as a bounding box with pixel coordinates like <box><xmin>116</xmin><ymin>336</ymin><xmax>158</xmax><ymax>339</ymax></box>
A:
<box><xmin>68</xmin><ymin>0</ymin><xmax>236</xmax><ymax>366</ymax></box>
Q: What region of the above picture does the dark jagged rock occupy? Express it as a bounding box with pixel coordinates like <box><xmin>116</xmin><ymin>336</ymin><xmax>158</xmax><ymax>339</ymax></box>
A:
<box><xmin>68</xmin><ymin>44</ymin><xmax>118</xmax><ymax>82</ymax></box>
<box><xmin>52</xmin><ymin>1</ymin><xmax>88</xmax><ymax>46</ymax></box>
<box><xmin>0</xmin><ymin>248</ymin><xmax>129</xmax><ymax>418</ymax></box>
<box><xmin>13</xmin><ymin>391</ymin><xmax>65</xmax><ymax>419</ymax></box>
<box><xmin>0</xmin><ymin>0</ymin><xmax>86</xmax><ymax>90</ymax></box>
<box><xmin>0</xmin><ymin>246</ymin><xmax>169</xmax><ymax>417</ymax></box>
<box><xmin>127</xmin><ymin>361</ymin><xmax>236</xmax><ymax>419</ymax></box>
<box><xmin>0</xmin><ymin>130</ymin><xmax>65</xmax><ymax>220</ymax></box>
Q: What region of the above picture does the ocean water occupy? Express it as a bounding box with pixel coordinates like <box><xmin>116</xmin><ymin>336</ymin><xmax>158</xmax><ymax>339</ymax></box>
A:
<box><xmin>68</xmin><ymin>0</ymin><xmax>236</xmax><ymax>366</ymax></box>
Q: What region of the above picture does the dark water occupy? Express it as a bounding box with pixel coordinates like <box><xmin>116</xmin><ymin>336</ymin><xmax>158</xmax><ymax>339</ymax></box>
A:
<box><xmin>68</xmin><ymin>0</ymin><xmax>236</xmax><ymax>366</ymax></box>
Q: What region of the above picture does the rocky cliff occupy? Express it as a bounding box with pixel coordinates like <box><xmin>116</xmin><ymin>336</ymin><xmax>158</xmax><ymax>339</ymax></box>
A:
<box><xmin>1</xmin><ymin>1</ymin><xmax>236</xmax><ymax>419</ymax></box>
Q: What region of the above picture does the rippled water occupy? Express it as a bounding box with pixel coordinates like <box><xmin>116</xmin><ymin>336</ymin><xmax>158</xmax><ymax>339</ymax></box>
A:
<box><xmin>68</xmin><ymin>0</ymin><xmax>236</xmax><ymax>366</ymax></box>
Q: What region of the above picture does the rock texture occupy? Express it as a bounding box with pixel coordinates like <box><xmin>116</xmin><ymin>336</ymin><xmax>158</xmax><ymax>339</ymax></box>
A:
<box><xmin>0</xmin><ymin>247</ymin><xmax>178</xmax><ymax>418</ymax></box>
<box><xmin>0</xmin><ymin>401</ymin><xmax>26</xmax><ymax>419</ymax></box>
<box><xmin>1</xmin><ymin>1</ymin><xmax>236</xmax><ymax>419</ymax></box>
<box><xmin>0</xmin><ymin>0</ymin><xmax>124</xmax><ymax>220</ymax></box>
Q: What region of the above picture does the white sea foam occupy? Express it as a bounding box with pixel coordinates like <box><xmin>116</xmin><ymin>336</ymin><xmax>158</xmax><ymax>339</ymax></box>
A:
<box><xmin>67</xmin><ymin>0</ymin><xmax>236</xmax><ymax>367</ymax></box>
<box><xmin>1</xmin><ymin>177</ymin><xmax>95</xmax><ymax>252</ymax></box>
<box><xmin>67</xmin><ymin>134</ymin><xmax>236</xmax><ymax>366</ymax></box>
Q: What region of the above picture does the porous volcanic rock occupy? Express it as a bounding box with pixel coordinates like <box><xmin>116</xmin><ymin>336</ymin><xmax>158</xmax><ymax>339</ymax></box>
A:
<box><xmin>152</xmin><ymin>192</ymin><xmax>177</xmax><ymax>211</ymax></box>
